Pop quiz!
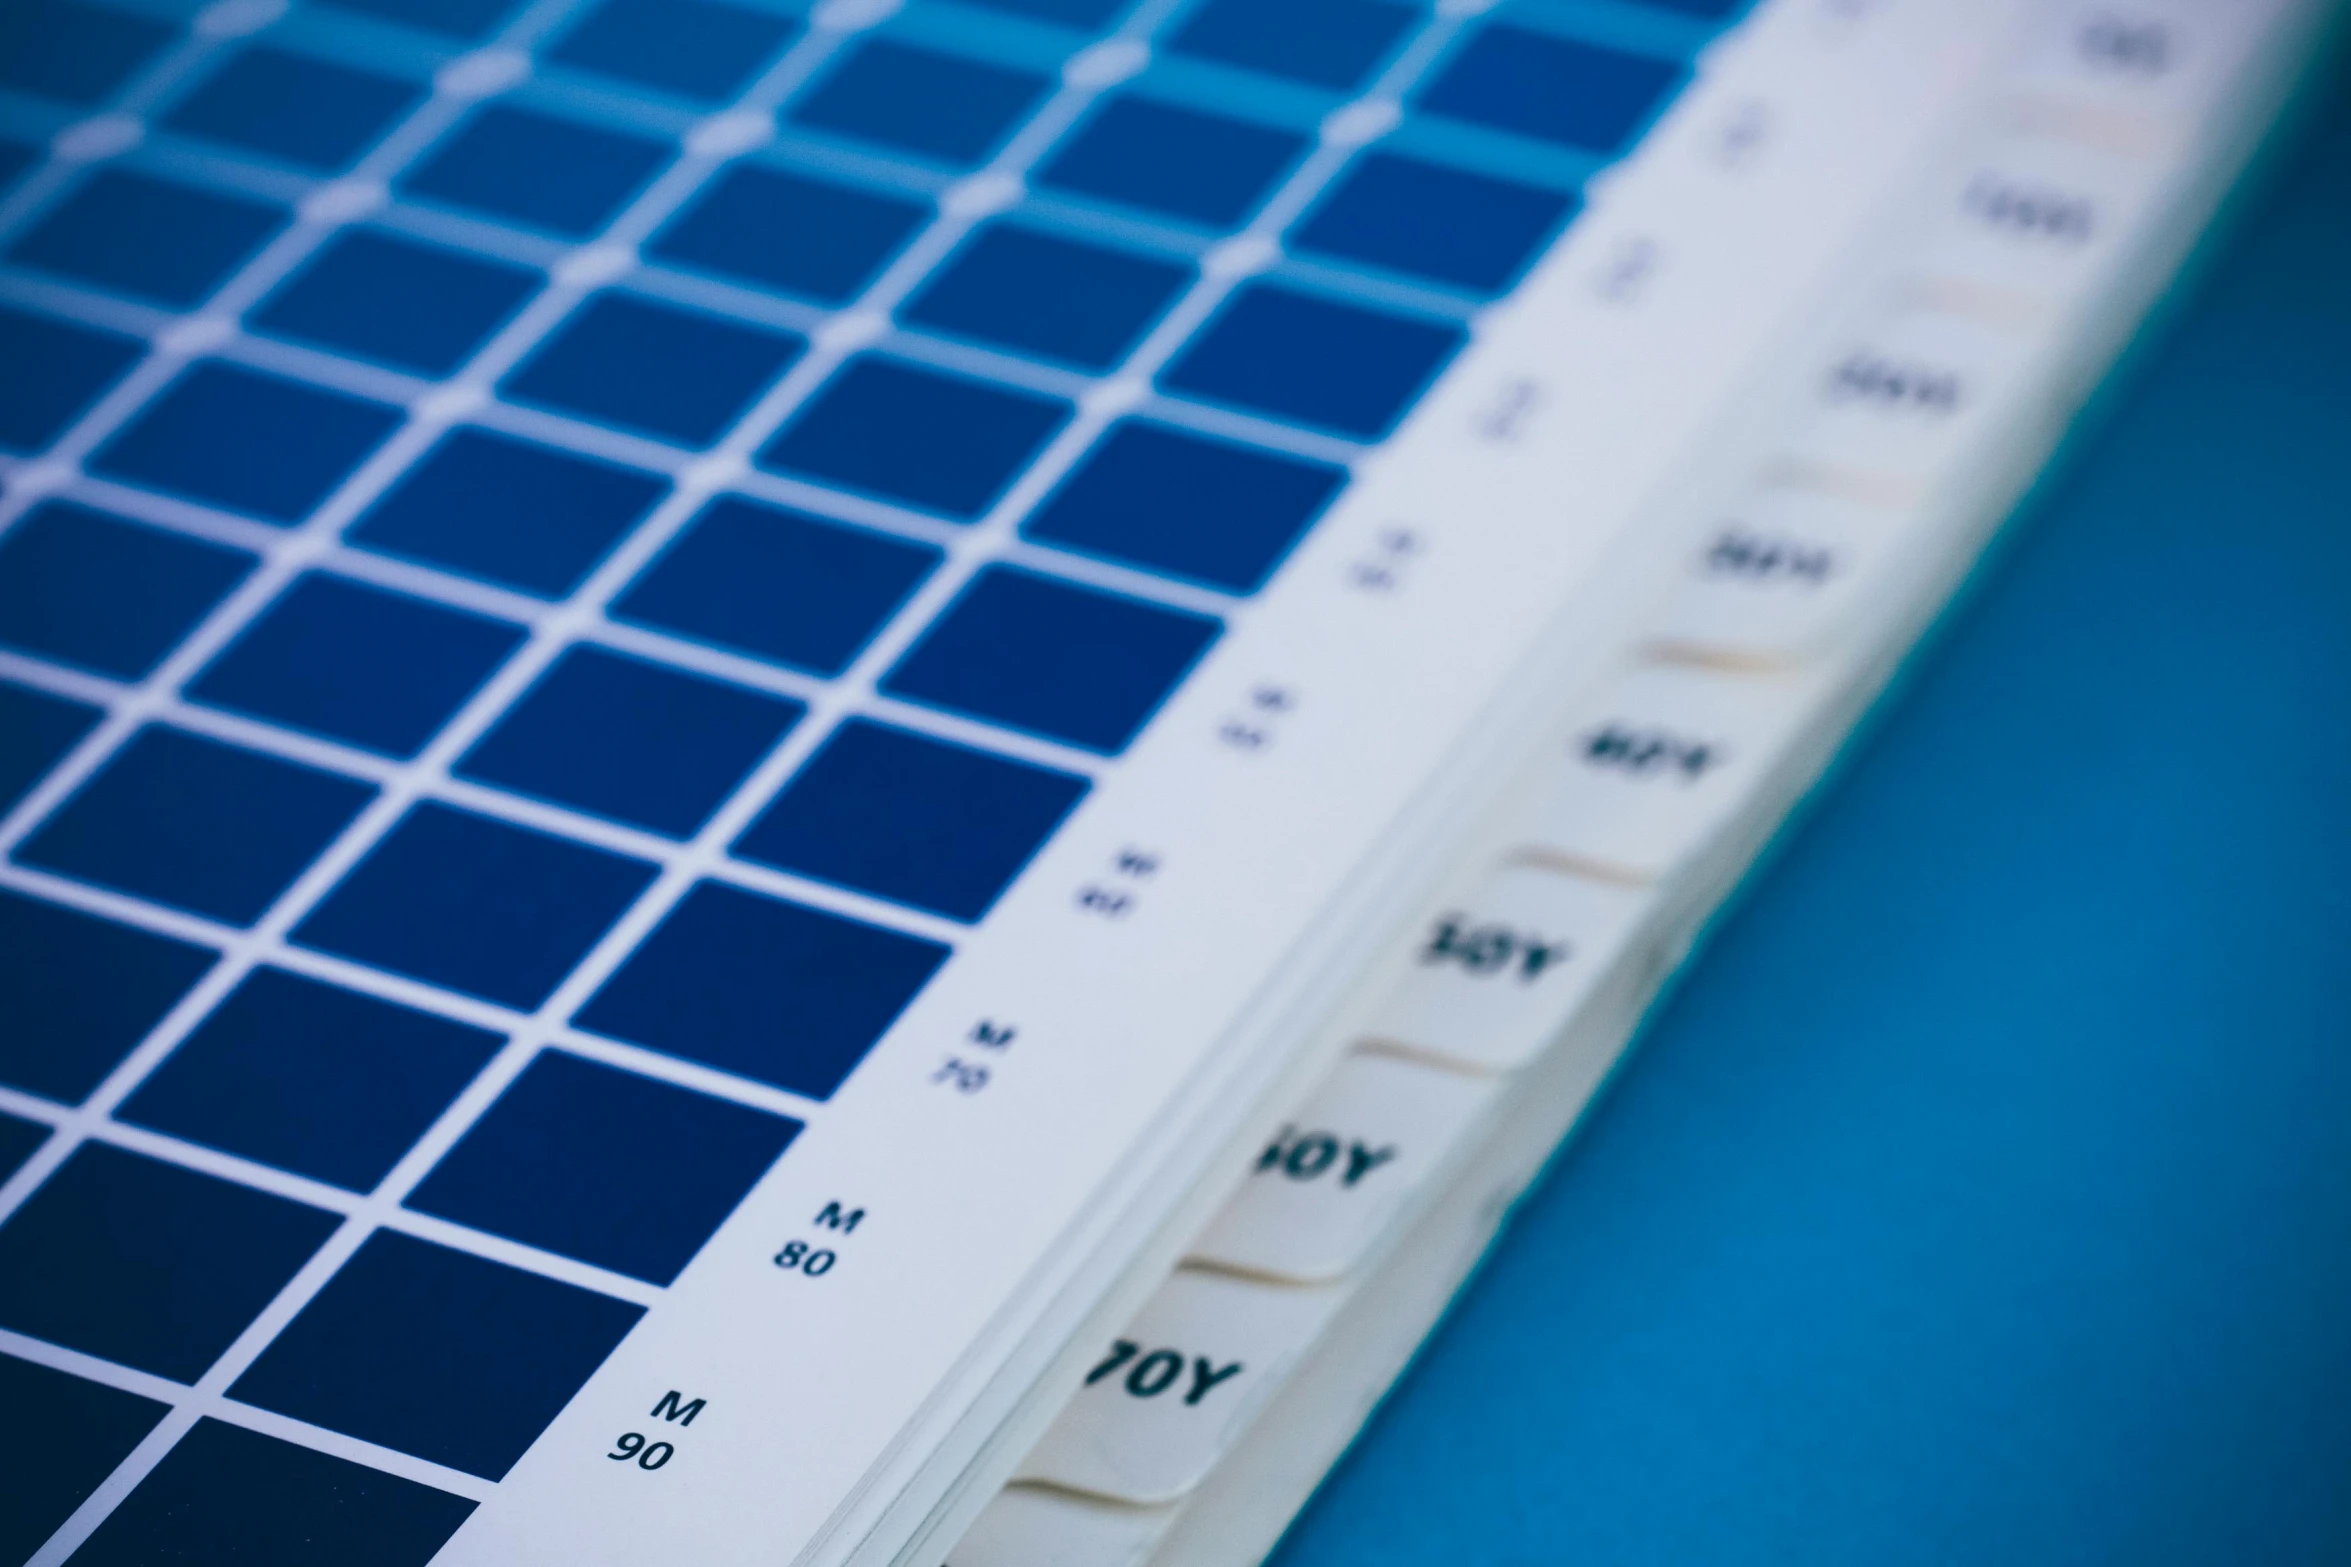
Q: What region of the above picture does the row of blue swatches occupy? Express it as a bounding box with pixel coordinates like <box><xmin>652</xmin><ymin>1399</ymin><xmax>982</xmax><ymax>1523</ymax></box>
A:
<box><xmin>0</xmin><ymin>0</ymin><xmax>1737</xmax><ymax>1559</ymax></box>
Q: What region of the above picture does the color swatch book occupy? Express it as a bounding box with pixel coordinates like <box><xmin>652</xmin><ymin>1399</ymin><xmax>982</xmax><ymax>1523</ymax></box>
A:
<box><xmin>0</xmin><ymin>0</ymin><xmax>2329</xmax><ymax>1562</ymax></box>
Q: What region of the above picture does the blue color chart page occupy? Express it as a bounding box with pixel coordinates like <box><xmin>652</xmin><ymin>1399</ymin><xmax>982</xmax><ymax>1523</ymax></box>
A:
<box><xmin>0</xmin><ymin>0</ymin><xmax>2035</xmax><ymax>1561</ymax></box>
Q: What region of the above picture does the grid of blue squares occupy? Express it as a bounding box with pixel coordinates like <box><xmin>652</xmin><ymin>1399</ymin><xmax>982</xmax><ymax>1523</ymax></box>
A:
<box><xmin>0</xmin><ymin>0</ymin><xmax>1741</xmax><ymax>1555</ymax></box>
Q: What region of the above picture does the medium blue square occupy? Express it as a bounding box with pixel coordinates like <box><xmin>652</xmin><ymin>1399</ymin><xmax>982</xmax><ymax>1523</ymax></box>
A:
<box><xmin>575</xmin><ymin>881</ymin><xmax>948</xmax><ymax>1100</ymax></box>
<box><xmin>789</xmin><ymin>40</ymin><xmax>1048</xmax><ymax>167</ymax></box>
<box><xmin>89</xmin><ymin>360</ymin><xmax>402</xmax><ymax>524</ymax></box>
<box><xmin>1296</xmin><ymin>151</ymin><xmax>1574</xmax><ymax>292</ymax></box>
<box><xmin>0</xmin><ymin>304</ymin><xmax>143</xmax><ymax>453</ymax></box>
<box><xmin>1023</xmin><ymin>419</ymin><xmax>1344</xmax><ymax>592</ymax></box>
<box><xmin>503</xmin><ymin>292</ymin><xmax>804</xmax><ymax>447</ymax></box>
<box><xmin>0</xmin><ymin>680</ymin><xmax>100</xmax><ymax>817</ymax></box>
<box><xmin>760</xmin><ymin>355</ymin><xmax>1070</xmax><ymax>519</ymax></box>
<box><xmin>902</xmin><ymin>224</ymin><xmax>1189</xmax><ymax>370</ymax></box>
<box><xmin>118</xmin><ymin>967</ymin><xmax>502</xmax><ymax>1193</ymax></box>
<box><xmin>1418</xmin><ymin>26</ymin><xmax>1682</xmax><ymax>153</ymax></box>
<box><xmin>71</xmin><ymin>1419</ymin><xmax>476</xmax><ymax>1567</ymax></box>
<box><xmin>0</xmin><ymin>1</ymin><xmax>174</xmax><ymax>105</ymax></box>
<box><xmin>1160</xmin><ymin>283</ymin><xmax>1461</xmax><ymax>438</ymax></box>
<box><xmin>956</xmin><ymin>0</ymin><xmax>1125</xmax><ymax>22</ymax></box>
<box><xmin>18</xmin><ymin>726</ymin><xmax>376</xmax><ymax>926</ymax></box>
<box><xmin>163</xmin><ymin>46</ymin><xmax>421</xmax><ymax>171</ymax></box>
<box><xmin>550</xmin><ymin>0</ymin><xmax>799</xmax><ymax>102</ymax></box>
<box><xmin>252</xmin><ymin>228</ymin><xmax>540</xmax><ymax>376</ymax></box>
<box><xmin>323</xmin><ymin>0</ymin><xmax>519</xmax><ymax>38</ymax></box>
<box><xmin>1168</xmin><ymin>0</ymin><xmax>1414</xmax><ymax>91</ymax></box>
<box><xmin>650</xmin><ymin>164</ymin><xmax>928</xmax><ymax>304</ymax></box>
<box><xmin>1037</xmin><ymin>95</ymin><xmax>1305</xmax><ymax>229</ymax></box>
<box><xmin>736</xmin><ymin>719</ymin><xmax>1087</xmax><ymax>921</ymax></box>
<box><xmin>613</xmin><ymin>497</ymin><xmax>940</xmax><ymax>676</ymax></box>
<box><xmin>347</xmin><ymin>427</ymin><xmax>667</xmax><ymax>597</ymax></box>
<box><xmin>0</xmin><ymin>501</ymin><xmax>257</xmax><ymax>678</ymax></box>
<box><xmin>456</xmin><ymin>644</ymin><xmax>802</xmax><ymax>837</ymax></box>
<box><xmin>7</xmin><ymin>169</ymin><xmax>286</xmax><ymax>307</ymax></box>
<box><xmin>882</xmin><ymin>564</ymin><xmax>1219</xmax><ymax>753</ymax></box>
<box><xmin>229</xmin><ymin>1230</ymin><xmax>642</xmax><ymax>1480</ymax></box>
<box><xmin>292</xmin><ymin>802</ymin><xmax>658</xmax><ymax>1009</ymax></box>
<box><xmin>0</xmin><ymin>1143</ymin><xmax>338</xmax><ymax>1381</ymax></box>
<box><xmin>402</xmin><ymin>105</ymin><xmax>668</xmax><ymax>237</ymax></box>
<box><xmin>187</xmin><ymin>573</ymin><xmax>526</xmax><ymax>758</ymax></box>
<box><xmin>0</xmin><ymin>1354</ymin><xmax>167</xmax><ymax>1567</ymax></box>
<box><xmin>408</xmin><ymin>1049</ymin><xmax>799</xmax><ymax>1284</ymax></box>
<box><xmin>0</xmin><ymin>888</ymin><xmax>216</xmax><ymax>1104</ymax></box>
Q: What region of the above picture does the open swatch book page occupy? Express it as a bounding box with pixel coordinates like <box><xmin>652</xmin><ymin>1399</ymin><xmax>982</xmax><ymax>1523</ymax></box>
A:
<box><xmin>0</xmin><ymin>0</ymin><xmax>2326</xmax><ymax>1564</ymax></box>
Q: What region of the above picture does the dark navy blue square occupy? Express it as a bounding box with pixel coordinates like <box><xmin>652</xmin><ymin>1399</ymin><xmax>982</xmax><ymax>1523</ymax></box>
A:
<box><xmin>72</xmin><ymin>1418</ymin><xmax>476</xmax><ymax>1567</ymax></box>
<box><xmin>164</xmin><ymin>47</ymin><xmax>421</xmax><ymax>171</ymax></box>
<box><xmin>408</xmin><ymin>1049</ymin><xmax>799</xmax><ymax>1283</ymax></box>
<box><xmin>650</xmin><ymin>164</ymin><xmax>927</xmax><ymax>304</ymax></box>
<box><xmin>1037</xmin><ymin>96</ymin><xmax>1305</xmax><ymax>228</ymax></box>
<box><xmin>7</xmin><ymin>169</ymin><xmax>286</xmax><ymax>307</ymax></box>
<box><xmin>576</xmin><ymin>881</ymin><xmax>948</xmax><ymax>1100</ymax></box>
<box><xmin>89</xmin><ymin>360</ymin><xmax>402</xmax><ymax>525</ymax></box>
<box><xmin>18</xmin><ymin>726</ymin><xmax>375</xmax><ymax>926</ymax></box>
<box><xmin>323</xmin><ymin>0</ymin><xmax>519</xmax><ymax>38</ymax></box>
<box><xmin>0</xmin><ymin>681</ymin><xmax>100</xmax><ymax>817</ymax></box>
<box><xmin>613</xmin><ymin>498</ymin><xmax>939</xmax><ymax>676</ymax></box>
<box><xmin>1160</xmin><ymin>283</ymin><xmax>1461</xmax><ymax>438</ymax></box>
<box><xmin>0</xmin><ymin>137</ymin><xmax>35</xmax><ymax>192</ymax></box>
<box><xmin>0</xmin><ymin>1113</ymin><xmax>47</xmax><ymax>1187</ymax></box>
<box><xmin>1417</xmin><ymin>26</ymin><xmax>1681</xmax><ymax>153</ymax></box>
<box><xmin>1169</xmin><ymin>0</ymin><xmax>1414</xmax><ymax>91</ymax></box>
<box><xmin>789</xmin><ymin>40</ymin><xmax>1047</xmax><ymax>167</ymax></box>
<box><xmin>882</xmin><ymin>565</ymin><xmax>1219</xmax><ymax>753</ymax></box>
<box><xmin>188</xmin><ymin>573</ymin><xmax>525</xmax><ymax>758</ymax></box>
<box><xmin>0</xmin><ymin>501</ymin><xmax>257</xmax><ymax>678</ymax></box>
<box><xmin>348</xmin><ymin>428</ymin><xmax>667</xmax><ymax>597</ymax></box>
<box><xmin>1023</xmin><ymin>420</ymin><xmax>1343</xmax><ymax>592</ymax></box>
<box><xmin>119</xmin><ymin>967</ymin><xmax>502</xmax><ymax>1193</ymax></box>
<box><xmin>456</xmin><ymin>644</ymin><xmax>801</xmax><ymax>837</ymax></box>
<box><xmin>551</xmin><ymin>0</ymin><xmax>799</xmax><ymax>102</ymax></box>
<box><xmin>252</xmin><ymin>228</ymin><xmax>540</xmax><ymax>376</ymax></box>
<box><xmin>402</xmin><ymin>105</ymin><xmax>669</xmax><ymax>237</ymax></box>
<box><xmin>292</xmin><ymin>802</ymin><xmax>657</xmax><ymax>1009</ymax></box>
<box><xmin>0</xmin><ymin>304</ymin><xmax>143</xmax><ymax>452</ymax></box>
<box><xmin>0</xmin><ymin>1355</ymin><xmax>168</xmax><ymax>1566</ymax></box>
<box><xmin>957</xmin><ymin>0</ymin><xmax>1125</xmax><ymax>21</ymax></box>
<box><xmin>229</xmin><ymin>1230</ymin><xmax>642</xmax><ymax>1480</ymax></box>
<box><xmin>737</xmin><ymin>719</ymin><xmax>1086</xmax><ymax>921</ymax></box>
<box><xmin>0</xmin><ymin>888</ymin><xmax>215</xmax><ymax>1104</ymax></box>
<box><xmin>902</xmin><ymin>224</ymin><xmax>1189</xmax><ymax>370</ymax></box>
<box><xmin>503</xmin><ymin>292</ymin><xmax>804</xmax><ymax>447</ymax></box>
<box><xmin>1295</xmin><ymin>151</ymin><xmax>1573</xmax><ymax>292</ymax></box>
<box><xmin>760</xmin><ymin>356</ymin><xmax>1069</xmax><ymax>519</ymax></box>
<box><xmin>0</xmin><ymin>2</ymin><xmax>174</xmax><ymax>105</ymax></box>
<box><xmin>0</xmin><ymin>1143</ymin><xmax>338</xmax><ymax>1381</ymax></box>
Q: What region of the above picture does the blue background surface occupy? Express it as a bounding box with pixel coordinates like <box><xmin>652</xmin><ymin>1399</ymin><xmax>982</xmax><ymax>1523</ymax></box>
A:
<box><xmin>1274</xmin><ymin>44</ymin><xmax>2351</xmax><ymax>1567</ymax></box>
